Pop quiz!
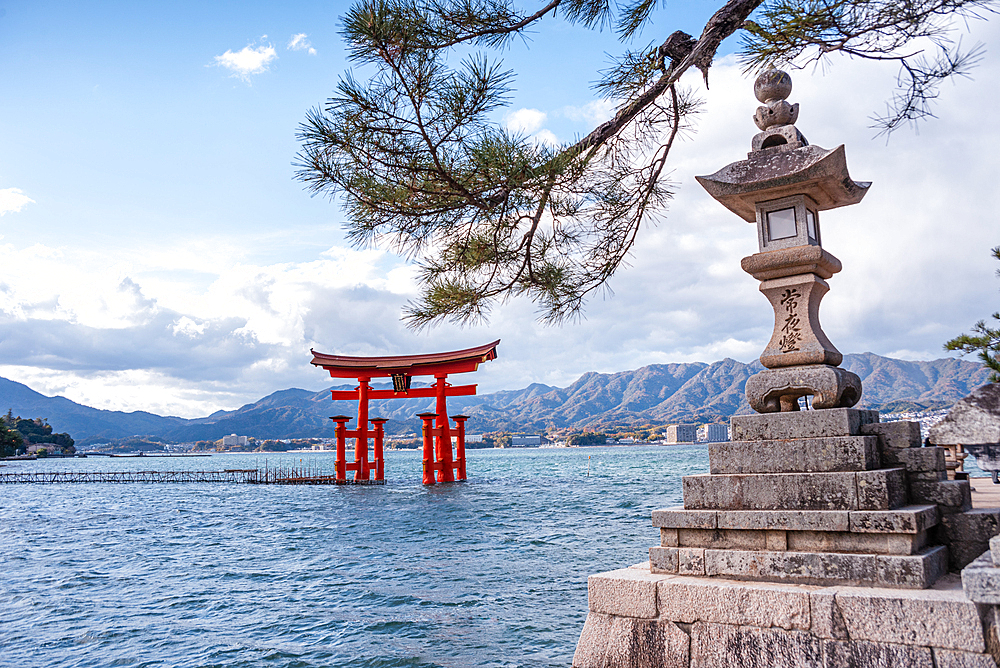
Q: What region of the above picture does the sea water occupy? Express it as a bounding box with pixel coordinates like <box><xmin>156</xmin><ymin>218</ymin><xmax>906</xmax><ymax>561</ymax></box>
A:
<box><xmin>0</xmin><ymin>445</ymin><xmax>710</xmax><ymax>668</ymax></box>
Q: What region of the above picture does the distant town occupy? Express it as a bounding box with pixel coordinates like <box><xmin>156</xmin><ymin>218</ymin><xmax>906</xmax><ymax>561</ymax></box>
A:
<box><xmin>2</xmin><ymin>405</ymin><xmax>955</xmax><ymax>460</ymax></box>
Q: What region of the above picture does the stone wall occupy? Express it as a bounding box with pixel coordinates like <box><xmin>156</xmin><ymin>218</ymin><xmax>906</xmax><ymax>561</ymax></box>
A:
<box><xmin>574</xmin><ymin>564</ymin><xmax>999</xmax><ymax>668</ymax></box>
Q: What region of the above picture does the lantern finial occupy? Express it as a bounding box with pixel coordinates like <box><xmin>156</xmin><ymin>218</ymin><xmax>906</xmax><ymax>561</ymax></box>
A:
<box><xmin>751</xmin><ymin>69</ymin><xmax>807</xmax><ymax>150</ymax></box>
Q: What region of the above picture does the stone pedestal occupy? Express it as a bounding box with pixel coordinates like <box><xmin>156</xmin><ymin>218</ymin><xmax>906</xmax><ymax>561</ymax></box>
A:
<box><xmin>649</xmin><ymin>409</ymin><xmax>953</xmax><ymax>589</ymax></box>
<box><xmin>572</xmin><ymin>410</ymin><xmax>1000</xmax><ymax>667</ymax></box>
<box><xmin>573</xmin><ymin>566</ymin><xmax>999</xmax><ymax>668</ymax></box>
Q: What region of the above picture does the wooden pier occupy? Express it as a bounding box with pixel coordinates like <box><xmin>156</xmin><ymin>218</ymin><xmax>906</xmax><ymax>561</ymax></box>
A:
<box><xmin>0</xmin><ymin>467</ymin><xmax>385</xmax><ymax>485</ymax></box>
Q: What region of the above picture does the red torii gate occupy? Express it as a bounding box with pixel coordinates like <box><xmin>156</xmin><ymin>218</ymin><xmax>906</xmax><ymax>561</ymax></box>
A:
<box><xmin>309</xmin><ymin>340</ymin><xmax>499</xmax><ymax>485</ymax></box>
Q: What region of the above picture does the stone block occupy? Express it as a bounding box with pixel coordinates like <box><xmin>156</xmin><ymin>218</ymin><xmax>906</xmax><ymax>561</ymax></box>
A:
<box><xmin>766</xmin><ymin>530</ymin><xmax>788</xmax><ymax>551</ymax></box>
<box><xmin>649</xmin><ymin>547</ymin><xmax>678</xmax><ymax>574</ymax></box>
<box><xmin>652</xmin><ymin>507</ymin><xmax>717</xmax><ymax>529</ymax></box>
<box><xmin>876</xmin><ymin>546</ymin><xmax>948</xmax><ymax>588</ymax></box>
<box><xmin>661</xmin><ymin>527</ymin><xmax>679</xmax><ymax>547</ymax></box>
<box><xmin>961</xmin><ymin>550</ymin><xmax>1000</xmax><ymax>604</ymax></box>
<box><xmin>834</xmin><ymin>584</ymin><xmax>986</xmax><ymax>652</ymax></box>
<box><xmin>731</xmin><ymin>408</ymin><xmax>879</xmax><ymax>441</ymax></box>
<box><xmin>704</xmin><ymin>549</ymin><xmax>878</xmax><ymax>586</ymax></box>
<box><xmin>932</xmin><ymin>648</ymin><xmax>1000</xmax><ymax>668</ymax></box>
<box><xmin>572</xmin><ymin>612</ymin><xmax>690</xmax><ymax>668</ymax></box>
<box><xmin>860</xmin><ymin>420</ymin><xmax>922</xmax><ymax>450</ymax></box>
<box><xmin>709</xmin><ymin>436</ymin><xmax>879</xmax><ymax>474</ymax></box>
<box><xmin>849</xmin><ymin>505</ymin><xmax>939</xmax><ymax>534</ymax></box>
<box><xmin>785</xmin><ymin>529</ymin><xmax>926</xmax><ymax>555</ymax></box>
<box><xmin>856</xmin><ymin>468</ymin><xmax>907</xmax><ymax>510</ymax></box>
<box><xmin>809</xmin><ymin>589</ymin><xmax>848</xmax><ymax>639</ymax></box>
<box><xmin>943</xmin><ymin>510</ymin><xmax>1000</xmax><ymax>545</ymax></box>
<box><xmin>655</xmin><ymin>577</ymin><xmax>811</xmax><ymax>629</ymax></box>
<box><xmin>678</xmin><ymin>548</ymin><xmax>706</xmax><ymax>576</ymax></box>
<box><xmin>588</xmin><ymin>568</ymin><xmax>660</xmax><ymax>618</ymax></box>
<box><xmin>690</xmin><ymin>622</ymin><xmax>824</xmax><ymax>668</ymax></box>
<box><xmin>683</xmin><ymin>471</ymin><xmax>860</xmax><ymax>510</ymax></box>
<box><xmin>953</xmin><ymin>542</ymin><xmax>997</xmax><ymax>572</ymax></box>
<box><xmin>823</xmin><ymin>639</ymin><xmax>933</xmax><ymax>667</ymax></box>
<box><xmin>943</xmin><ymin>509</ymin><xmax>1000</xmax><ymax>570</ymax></box>
<box><xmin>985</xmin><ymin>606</ymin><xmax>1000</xmax><ymax>666</ymax></box>
<box><xmin>909</xmin><ymin>470</ymin><xmax>949</xmax><ymax>482</ymax></box>
<box><xmin>910</xmin><ymin>480</ymin><xmax>972</xmax><ymax>511</ymax></box>
<box><xmin>716</xmin><ymin>509</ymin><xmax>850</xmax><ymax>532</ymax></box>
<box><xmin>678</xmin><ymin>528</ymin><xmax>766</xmax><ymax>550</ymax></box>
<box><xmin>991</xmin><ymin>534</ymin><xmax>1000</xmax><ymax>566</ymax></box>
<box><xmin>896</xmin><ymin>447</ymin><xmax>948</xmax><ymax>472</ymax></box>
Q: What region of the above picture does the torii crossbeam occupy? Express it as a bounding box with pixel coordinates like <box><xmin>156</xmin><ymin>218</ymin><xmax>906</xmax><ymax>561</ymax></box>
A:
<box><xmin>310</xmin><ymin>340</ymin><xmax>499</xmax><ymax>485</ymax></box>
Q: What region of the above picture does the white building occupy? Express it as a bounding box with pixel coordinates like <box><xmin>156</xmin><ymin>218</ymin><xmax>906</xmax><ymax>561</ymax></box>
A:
<box><xmin>665</xmin><ymin>425</ymin><xmax>698</xmax><ymax>444</ymax></box>
<box><xmin>511</xmin><ymin>435</ymin><xmax>542</xmax><ymax>447</ymax></box>
<box><xmin>222</xmin><ymin>434</ymin><xmax>248</xmax><ymax>447</ymax></box>
<box><xmin>698</xmin><ymin>423</ymin><xmax>730</xmax><ymax>443</ymax></box>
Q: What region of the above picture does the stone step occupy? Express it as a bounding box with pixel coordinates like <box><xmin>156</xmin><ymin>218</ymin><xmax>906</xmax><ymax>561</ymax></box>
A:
<box><xmin>649</xmin><ymin>545</ymin><xmax>948</xmax><ymax>588</ymax></box>
<box><xmin>576</xmin><ymin>566</ymin><xmax>991</xmax><ymax>668</ymax></box>
<box><xmin>653</xmin><ymin>505</ymin><xmax>939</xmax><ymax>534</ymax></box>
<box><xmin>860</xmin><ymin>420</ymin><xmax>922</xmax><ymax>449</ymax></box>
<box><xmin>731</xmin><ymin>408</ymin><xmax>879</xmax><ymax>441</ymax></box>
<box><xmin>709</xmin><ymin>435</ymin><xmax>879</xmax><ymax>474</ymax></box>
<box><xmin>682</xmin><ymin>468</ymin><xmax>907</xmax><ymax>511</ymax></box>
<box><xmin>663</xmin><ymin>525</ymin><xmax>930</xmax><ymax>556</ymax></box>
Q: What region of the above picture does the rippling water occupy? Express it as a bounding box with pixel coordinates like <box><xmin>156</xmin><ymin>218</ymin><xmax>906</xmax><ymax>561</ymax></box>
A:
<box><xmin>0</xmin><ymin>446</ymin><xmax>709</xmax><ymax>668</ymax></box>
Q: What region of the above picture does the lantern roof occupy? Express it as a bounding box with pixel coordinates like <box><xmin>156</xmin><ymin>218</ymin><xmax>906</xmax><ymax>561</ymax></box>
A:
<box><xmin>695</xmin><ymin>144</ymin><xmax>871</xmax><ymax>222</ymax></box>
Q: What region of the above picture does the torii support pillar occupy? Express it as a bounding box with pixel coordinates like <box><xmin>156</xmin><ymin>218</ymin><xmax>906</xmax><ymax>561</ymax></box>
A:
<box><xmin>417</xmin><ymin>412</ymin><xmax>469</xmax><ymax>485</ymax></box>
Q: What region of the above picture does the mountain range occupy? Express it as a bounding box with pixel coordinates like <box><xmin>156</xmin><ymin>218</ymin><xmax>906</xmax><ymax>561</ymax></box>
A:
<box><xmin>0</xmin><ymin>353</ymin><xmax>991</xmax><ymax>446</ymax></box>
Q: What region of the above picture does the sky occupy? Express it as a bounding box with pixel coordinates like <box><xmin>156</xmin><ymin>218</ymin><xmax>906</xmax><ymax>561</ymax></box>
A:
<box><xmin>0</xmin><ymin>1</ymin><xmax>997</xmax><ymax>419</ymax></box>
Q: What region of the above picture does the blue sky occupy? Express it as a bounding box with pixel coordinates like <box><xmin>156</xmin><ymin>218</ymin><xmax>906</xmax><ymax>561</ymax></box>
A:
<box><xmin>1</xmin><ymin>1</ymin><xmax>997</xmax><ymax>418</ymax></box>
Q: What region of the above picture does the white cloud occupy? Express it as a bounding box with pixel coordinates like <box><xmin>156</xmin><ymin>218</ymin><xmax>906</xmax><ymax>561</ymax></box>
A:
<box><xmin>532</xmin><ymin>129</ymin><xmax>560</xmax><ymax>148</ymax></box>
<box><xmin>504</xmin><ymin>109</ymin><xmax>560</xmax><ymax>146</ymax></box>
<box><xmin>287</xmin><ymin>33</ymin><xmax>317</xmax><ymax>55</ymax></box>
<box><xmin>559</xmin><ymin>99</ymin><xmax>616</xmax><ymax>125</ymax></box>
<box><xmin>213</xmin><ymin>41</ymin><xmax>277</xmax><ymax>83</ymax></box>
<box><xmin>172</xmin><ymin>316</ymin><xmax>207</xmax><ymax>338</ymax></box>
<box><xmin>0</xmin><ymin>188</ymin><xmax>35</xmax><ymax>216</ymax></box>
<box><xmin>504</xmin><ymin>108</ymin><xmax>547</xmax><ymax>134</ymax></box>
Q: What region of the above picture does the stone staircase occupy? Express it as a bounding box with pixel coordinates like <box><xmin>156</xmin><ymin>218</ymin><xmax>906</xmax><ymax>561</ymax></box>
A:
<box><xmin>649</xmin><ymin>409</ymin><xmax>989</xmax><ymax>589</ymax></box>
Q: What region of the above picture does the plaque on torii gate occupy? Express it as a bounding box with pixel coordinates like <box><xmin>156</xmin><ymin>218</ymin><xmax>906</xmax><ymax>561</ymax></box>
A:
<box><xmin>310</xmin><ymin>340</ymin><xmax>499</xmax><ymax>485</ymax></box>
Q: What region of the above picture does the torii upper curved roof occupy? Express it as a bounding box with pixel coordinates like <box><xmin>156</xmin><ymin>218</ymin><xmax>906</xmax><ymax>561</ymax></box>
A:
<box><xmin>310</xmin><ymin>339</ymin><xmax>500</xmax><ymax>378</ymax></box>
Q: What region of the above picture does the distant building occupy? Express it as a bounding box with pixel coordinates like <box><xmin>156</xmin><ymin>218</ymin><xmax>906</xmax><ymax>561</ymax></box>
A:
<box><xmin>465</xmin><ymin>434</ymin><xmax>484</xmax><ymax>443</ymax></box>
<box><xmin>665</xmin><ymin>424</ymin><xmax>697</xmax><ymax>444</ymax></box>
<box><xmin>511</xmin><ymin>435</ymin><xmax>542</xmax><ymax>447</ymax></box>
<box><xmin>222</xmin><ymin>434</ymin><xmax>248</xmax><ymax>447</ymax></box>
<box><xmin>698</xmin><ymin>423</ymin><xmax>730</xmax><ymax>443</ymax></box>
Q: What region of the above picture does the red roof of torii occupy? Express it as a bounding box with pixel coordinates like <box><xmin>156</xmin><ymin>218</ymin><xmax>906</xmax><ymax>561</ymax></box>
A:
<box><xmin>310</xmin><ymin>339</ymin><xmax>500</xmax><ymax>378</ymax></box>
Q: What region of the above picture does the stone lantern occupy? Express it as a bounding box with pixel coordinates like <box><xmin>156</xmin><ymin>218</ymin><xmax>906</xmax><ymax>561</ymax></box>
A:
<box><xmin>571</xmin><ymin>70</ymin><xmax>991</xmax><ymax>668</ymax></box>
<box><xmin>697</xmin><ymin>69</ymin><xmax>870</xmax><ymax>413</ymax></box>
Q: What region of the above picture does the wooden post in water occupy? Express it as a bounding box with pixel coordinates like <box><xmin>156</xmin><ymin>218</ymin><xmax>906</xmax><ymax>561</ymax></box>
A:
<box><xmin>418</xmin><ymin>412</ymin><xmax>437</xmax><ymax>486</ymax></box>
<box><xmin>452</xmin><ymin>415</ymin><xmax>468</xmax><ymax>481</ymax></box>
<box><xmin>331</xmin><ymin>416</ymin><xmax>351</xmax><ymax>481</ymax></box>
<box><xmin>370</xmin><ymin>418</ymin><xmax>387</xmax><ymax>481</ymax></box>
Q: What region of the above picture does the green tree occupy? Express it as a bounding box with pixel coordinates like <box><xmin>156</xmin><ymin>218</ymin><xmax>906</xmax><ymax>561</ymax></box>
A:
<box><xmin>297</xmin><ymin>0</ymin><xmax>990</xmax><ymax>326</ymax></box>
<box><xmin>946</xmin><ymin>246</ymin><xmax>1000</xmax><ymax>383</ymax></box>
<box><xmin>0</xmin><ymin>419</ymin><xmax>23</xmax><ymax>458</ymax></box>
